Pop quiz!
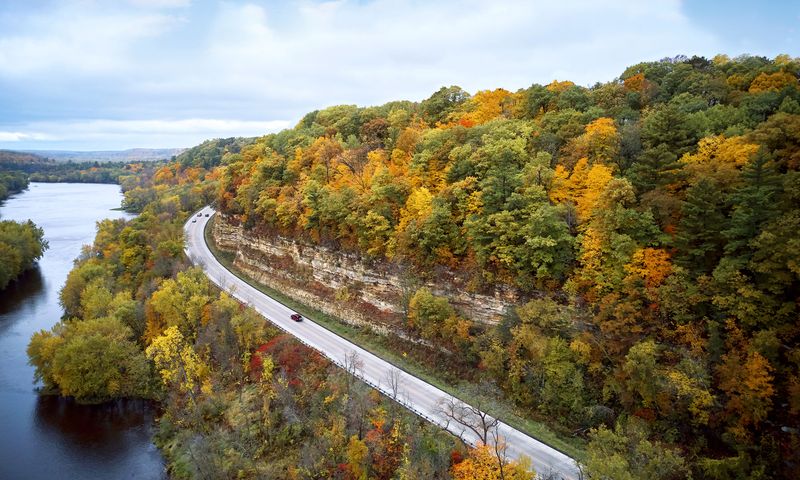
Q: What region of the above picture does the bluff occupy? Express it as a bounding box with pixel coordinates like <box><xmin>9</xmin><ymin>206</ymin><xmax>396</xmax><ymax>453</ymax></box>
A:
<box><xmin>212</xmin><ymin>214</ymin><xmax>521</xmax><ymax>331</ymax></box>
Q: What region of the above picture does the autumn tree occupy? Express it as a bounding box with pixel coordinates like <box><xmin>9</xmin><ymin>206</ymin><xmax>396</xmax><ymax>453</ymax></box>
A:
<box><xmin>406</xmin><ymin>287</ymin><xmax>469</xmax><ymax>345</ymax></box>
<box><xmin>146</xmin><ymin>325</ymin><xmax>209</xmax><ymax>405</ymax></box>
<box><xmin>145</xmin><ymin>267</ymin><xmax>213</xmax><ymax>341</ymax></box>
<box><xmin>454</xmin><ymin>89</ymin><xmax>514</xmax><ymax>127</ymax></box>
<box><xmin>585</xmin><ymin>417</ymin><xmax>690</xmax><ymax>480</ymax></box>
<box><xmin>27</xmin><ymin>317</ymin><xmax>153</xmax><ymax>402</ymax></box>
<box><xmin>717</xmin><ymin>340</ymin><xmax>775</xmax><ymax>440</ymax></box>
<box><xmin>561</xmin><ymin>117</ymin><xmax>620</xmax><ymax>168</ymax></box>
<box><xmin>0</xmin><ymin>219</ymin><xmax>48</xmax><ymax>290</ymax></box>
<box><xmin>451</xmin><ymin>443</ymin><xmax>534</xmax><ymax>480</ymax></box>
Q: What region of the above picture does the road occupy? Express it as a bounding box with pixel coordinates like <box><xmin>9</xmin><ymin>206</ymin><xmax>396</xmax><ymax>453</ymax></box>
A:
<box><xmin>184</xmin><ymin>206</ymin><xmax>581</xmax><ymax>479</ymax></box>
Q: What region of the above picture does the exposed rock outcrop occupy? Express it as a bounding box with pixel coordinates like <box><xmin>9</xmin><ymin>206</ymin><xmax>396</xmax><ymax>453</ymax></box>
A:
<box><xmin>213</xmin><ymin>215</ymin><xmax>520</xmax><ymax>329</ymax></box>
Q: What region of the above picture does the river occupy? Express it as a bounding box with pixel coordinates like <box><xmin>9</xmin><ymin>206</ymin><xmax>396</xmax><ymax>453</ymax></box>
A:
<box><xmin>0</xmin><ymin>183</ymin><xmax>165</xmax><ymax>479</ymax></box>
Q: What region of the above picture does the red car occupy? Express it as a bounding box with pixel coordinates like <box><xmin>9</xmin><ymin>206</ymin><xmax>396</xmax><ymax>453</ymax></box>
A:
<box><xmin>290</xmin><ymin>313</ymin><xmax>303</xmax><ymax>322</ymax></box>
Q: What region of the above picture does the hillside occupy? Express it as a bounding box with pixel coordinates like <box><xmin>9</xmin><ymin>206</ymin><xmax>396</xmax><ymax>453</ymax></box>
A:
<box><xmin>207</xmin><ymin>53</ymin><xmax>800</xmax><ymax>479</ymax></box>
<box><xmin>0</xmin><ymin>150</ymin><xmax>48</xmax><ymax>164</ymax></box>
<box><xmin>26</xmin><ymin>52</ymin><xmax>800</xmax><ymax>480</ymax></box>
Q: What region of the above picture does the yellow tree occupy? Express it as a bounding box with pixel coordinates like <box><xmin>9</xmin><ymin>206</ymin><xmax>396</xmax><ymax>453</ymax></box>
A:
<box><xmin>332</xmin><ymin>148</ymin><xmax>384</xmax><ymax>193</ymax></box>
<box><xmin>80</xmin><ymin>278</ymin><xmax>113</xmax><ymax>320</ymax></box>
<box><xmin>681</xmin><ymin>135</ymin><xmax>759</xmax><ymax>190</ymax></box>
<box><xmin>748</xmin><ymin>71</ymin><xmax>799</xmax><ymax>93</ymax></box>
<box><xmin>548</xmin><ymin>165</ymin><xmax>572</xmax><ymax>204</ymax></box>
<box><xmin>577</xmin><ymin>162</ymin><xmax>614</xmax><ymax>220</ymax></box>
<box><xmin>144</xmin><ymin>267</ymin><xmax>212</xmax><ymax>342</ymax></box>
<box><xmin>153</xmin><ymin>165</ymin><xmax>175</xmax><ymax>185</ymax></box>
<box><xmin>562</xmin><ymin>117</ymin><xmax>620</xmax><ymax>167</ymax></box>
<box><xmin>395</xmin><ymin>187</ymin><xmax>433</xmax><ymax>234</ymax></box>
<box><xmin>623</xmin><ymin>73</ymin><xmax>647</xmax><ymax>93</ymax></box>
<box><xmin>451</xmin><ymin>444</ymin><xmax>534</xmax><ymax>480</ymax></box>
<box><xmin>718</xmin><ymin>348</ymin><xmax>775</xmax><ymax>439</ymax></box>
<box><xmin>623</xmin><ymin>248</ymin><xmax>673</xmax><ymax>290</ymax></box>
<box><xmin>583</xmin><ymin>117</ymin><xmax>620</xmax><ymax>164</ymax></box>
<box><xmin>549</xmin><ymin>157</ymin><xmax>613</xmax><ymax>221</ymax></box>
<box><xmin>455</xmin><ymin>89</ymin><xmax>514</xmax><ymax>127</ymax></box>
<box><xmin>390</xmin><ymin>122</ymin><xmax>424</xmax><ymax>180</ymax></box>
<box><xmin>146</xmin><ymin>325</ymin><xmax>210</xmax><ymax>404</ymax></box>
<box><xmin>546</xmin><ymin>79</ymin><xmax>575</xmax><ymax>94</ymax></box>
<box><xmin>307</xmin><ymin>136</ymin><xmax>343</xmax><ymax>184</ymax></box>
<box><xmin>571</xmin><ymin>178</ymin><xmax>660</xmax><ymax>300</ymax></box>
<box><xmin>665</xmin><ymin>367</ymin><xmax>715</xmax><ymax>427</ymax></box>
<box><xmin>345</xmin><ymin>435</ymin><xmax>369</xmax><ymax>480</ymax></box>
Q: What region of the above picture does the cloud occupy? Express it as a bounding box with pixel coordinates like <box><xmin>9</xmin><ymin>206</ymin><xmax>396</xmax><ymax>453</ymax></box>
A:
<box><xmin>0</xmin><ymin>119</ymin><xmax>290</xmax><ymax>150</ymax></box>
<box><xmin>0</xmin><ymin>0</ymin><xmax>724</xmax><ymax>149</ymax></box>
<box><xmin>58</xmin><ymin>118</ymin><xmax>290</xmax><ymax>135</ymax></box>
<box><xmin>128</xmin><ymin>0</ymin><xmax>192</xmax><ymax>8</ymax></box>
<box><xmin>199</xmin><ymin>0</ymin><xmax>719</xmax><ymax>104</ymax></box>
<box><xmin>0</xmin><ymin>5</ymin><xmax>177</xmax><ymax>76</ymax></box>
<box><xmin>0</xmin><ymin>131</ymin><xmax>54</xmax><ymax>142</ymax></box>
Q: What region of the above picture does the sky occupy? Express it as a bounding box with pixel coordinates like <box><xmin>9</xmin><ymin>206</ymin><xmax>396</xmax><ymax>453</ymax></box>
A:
<box><xmin>0</xmin><ymin>0</ymin><xmax>797</xmax><ymax>151</ymax></box>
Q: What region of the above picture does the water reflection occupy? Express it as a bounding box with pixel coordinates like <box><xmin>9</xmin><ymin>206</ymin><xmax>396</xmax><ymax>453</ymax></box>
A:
<box><xmin>0</xmin><ymin>266</ymin><xmax>44</xmax><ymax>316</ymax></box>
<box><xmin>34</xmin><ymin>395</ymin><xmax>160</xmax><ymax>455</ymax></box>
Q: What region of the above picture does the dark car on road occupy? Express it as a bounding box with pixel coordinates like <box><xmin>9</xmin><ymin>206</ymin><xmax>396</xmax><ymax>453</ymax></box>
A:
<box><xmin>290</xmin><ymin>313</ymin><xmax>303</xmax><ymax>322</ymax></box>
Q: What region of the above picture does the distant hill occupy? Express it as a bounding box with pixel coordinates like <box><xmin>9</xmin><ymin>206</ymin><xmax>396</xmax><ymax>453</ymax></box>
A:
<box><xmin>0</xmin><ymin>150</ymin><xmax>49</xmax><ymax>164</ymax></box>
<box><xmin>19</xmin><ymin>148</ymin><xmax>185</xmax><ymax>163</ymax></box>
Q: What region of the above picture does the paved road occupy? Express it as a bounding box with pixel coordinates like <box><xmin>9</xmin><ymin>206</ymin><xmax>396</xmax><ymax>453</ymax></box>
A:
<box><xmin>185</xmin><ymin>207</ymin><xmax>581</xmax><ymax>479</ymax></box>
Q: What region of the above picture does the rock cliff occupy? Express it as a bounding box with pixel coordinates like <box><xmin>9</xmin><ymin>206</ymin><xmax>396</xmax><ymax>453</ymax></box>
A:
<box><xmin>212</xmin><ymin>215</ymin><xmax>520</xmax><ymax>330</ymax></box>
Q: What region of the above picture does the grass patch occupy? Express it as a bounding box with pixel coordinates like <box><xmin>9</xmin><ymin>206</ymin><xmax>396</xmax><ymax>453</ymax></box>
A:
<box><xmin>202</xmin><ymin>216</ymin><xmax>586</xmax><ymax>461</ymax></box>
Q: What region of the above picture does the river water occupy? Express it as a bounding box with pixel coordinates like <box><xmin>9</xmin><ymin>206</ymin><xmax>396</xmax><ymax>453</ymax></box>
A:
<box><xmin>0</xmin><ymin>183</ymin><xmax>165</xmax><ymax>479</ymax></box>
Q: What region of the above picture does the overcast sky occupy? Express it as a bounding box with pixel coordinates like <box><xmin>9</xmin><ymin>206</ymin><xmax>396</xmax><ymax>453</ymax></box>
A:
<box><xmin>0</xmin><ymin>0</ymin><xmax>797</xmax><ymax>151</ymax></box>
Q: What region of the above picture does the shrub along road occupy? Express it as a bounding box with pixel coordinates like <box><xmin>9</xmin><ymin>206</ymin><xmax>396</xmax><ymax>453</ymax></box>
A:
<box><xmin>185</xmin><ymin>206</ymin><xmax>581</xmax><ymax>479</ymax></box>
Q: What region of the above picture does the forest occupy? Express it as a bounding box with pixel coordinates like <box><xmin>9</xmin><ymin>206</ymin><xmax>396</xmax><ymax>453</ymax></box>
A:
<box><xmin>0</xmin><ymin>170</ymin><xmax>28</xmax><ymax>202</ymax></box>
<box><xmin>0</xmin><ymin>151</ymin><xmax>146</xmax><ymax>184</ymax></box>
<box><xmin>26</xmin><ymin>53</ymin><xmax>800</xmax><ymax>479</ymax></box>
<box><xmin>25</xmin><ymin>160</ymin><xmax>139</xmax><ymax>183</ymax></box>
<box><xmin>27</xmin><ymin>161</ymin><xmax>534</xmax><ymax>479</ymax></box>
<box><xmin>213</xmin><ymin>53</ymin><xmax>800</xmax><ymax>479</ymax></box>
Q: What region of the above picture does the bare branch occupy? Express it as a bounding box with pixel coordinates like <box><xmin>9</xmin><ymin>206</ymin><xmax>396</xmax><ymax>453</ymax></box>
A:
<box><xmin>490</xmin><ymin>423</ymin><xmax>510</xmax><ymax>480</ymax></box>
<box><xmin>437</xmin><ymin>395</ymin><xmax>499</xmax><ymax>445</ymax></box>
<box><xmin>384</xmin><ymin>367</ymin><xmax>403</xmax><ymax>402</ymax></box>
<box><xmin>342</xmin><ymin>350</ymin><xmax>364</xmax><ymax>393</ymax></box>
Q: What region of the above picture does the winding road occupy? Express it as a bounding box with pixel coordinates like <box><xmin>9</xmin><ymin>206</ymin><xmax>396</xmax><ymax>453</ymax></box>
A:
<box><xmin>184</xmin><ymin>206</ymin><xmax>581</xmax><ymax>479</ymax></box>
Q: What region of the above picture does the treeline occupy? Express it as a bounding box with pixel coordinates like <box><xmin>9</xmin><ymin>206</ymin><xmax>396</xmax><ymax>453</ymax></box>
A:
<box><xmin>0</xmin><ymin>170</ymin><xmax>28</xmax><ymax>202</ymax></box>
<box><xmin>214</xmin><ymin>54</ymin><xmax>800</xmax><ymax>479</ymax></box>
<box><xmin>0</xmin><ymin>220</ymin><xmax>47</xmax><ymax>290</ymax></box>
<box><xmin>28</xmin><ymin>161</ymin><xmax>531</xmax><ymax>478</ymax></box>
<box><xmin>27</xmin><ymin>161</ymin><xmax>136</xmax><ymax>183</ymax></box>
<box><xmin>0</xmin><ymin>150</ymin><xmax>45</xmax><ymax>164</ymax></box>
<box><xmin>0</xmin><ymin>155</ymin><xmax>147</xmax><ymax>184</ymax></box>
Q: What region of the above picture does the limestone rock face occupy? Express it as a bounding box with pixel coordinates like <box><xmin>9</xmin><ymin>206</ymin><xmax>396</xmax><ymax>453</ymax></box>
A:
<box><xmin>213</xmin><ymin>215</ymin><xmax>520</xmax><ymax>329</ymax></box>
